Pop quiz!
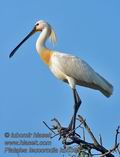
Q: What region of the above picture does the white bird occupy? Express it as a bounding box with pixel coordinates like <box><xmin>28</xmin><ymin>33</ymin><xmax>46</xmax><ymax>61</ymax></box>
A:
<box><xmin>9</xmin><ymin>20</ymin><xmax>113</xmax><ymax>133</ymax></box>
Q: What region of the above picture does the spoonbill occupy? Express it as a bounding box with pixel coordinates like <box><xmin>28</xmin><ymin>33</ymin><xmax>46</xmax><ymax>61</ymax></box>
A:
<box><xmin>9</xmin><ymin>20</ymin><xmax>113</xmax><ymax>133</ymax></box>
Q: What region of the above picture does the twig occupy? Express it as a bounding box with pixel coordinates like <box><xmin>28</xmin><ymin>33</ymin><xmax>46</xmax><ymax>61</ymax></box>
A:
<box><xmin>51</xmin><ymin>118</ymin><xmax>61</xmax><ymax>128</ymax></box>
<box><xmin>99</xmin><ymin>144</ymin><xmax>119</xmax><ymax>157</ymax></box>
<box><xmin>43</xmin><ymin>121</ymin><xmax>56</xmax><ymax>134</ymax></box>
<box><xmin>115</xmin><ymin>125</ymin><xmax>120</xmax><ymax>155</ymax></box>
<box><xmin>115</xmin><ymin>126</ymin><xmax>120</xmax><ymax>146</ymax></box>
<box><xmin>99</xmin><ymin>134</ymin><xmax>103</xmax><ymax>146</ymax></box>
<box><xmin>78</xmin><ymin>115</ymin><xmax>100</xmax><ymax>147</ymax></box>
<box><xmin>82</xmin><ymin>126</ymin><xmax>85</xmax><ymax>141</ymax></box>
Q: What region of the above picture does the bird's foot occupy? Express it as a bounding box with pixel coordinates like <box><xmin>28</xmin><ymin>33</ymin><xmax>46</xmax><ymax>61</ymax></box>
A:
<box><xmin>43</xmin><ymin>118</ymin><xmax>80</xmax><ymax>148</ymax></box>
<box><xmin>59</xmin><ymin>127</ymin><xmax>74</xmax><ymax>138</ymax></box>
<box><xmin>51</xmin><ymin>118</ymin><xmax>80</xmax><ymax>141</ymax></box>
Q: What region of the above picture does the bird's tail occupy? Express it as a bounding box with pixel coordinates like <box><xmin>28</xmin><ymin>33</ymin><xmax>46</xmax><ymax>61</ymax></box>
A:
<box><xmin>95</xmin><ymin>73</ymin><xmax>113</xmax><ymax>97</ymax></box>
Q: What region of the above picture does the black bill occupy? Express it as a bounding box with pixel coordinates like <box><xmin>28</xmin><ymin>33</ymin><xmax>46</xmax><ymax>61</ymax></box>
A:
<box><xmin>9</xmin><ymin>27</ymin><xmax>36</xmax><ymax>58</ymax></box>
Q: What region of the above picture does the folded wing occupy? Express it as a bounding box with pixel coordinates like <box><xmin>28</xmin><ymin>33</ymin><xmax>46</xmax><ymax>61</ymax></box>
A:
<box><xmin>51</xmin><ymin>52</ymin><xmax>113</xmax><ymax>97</ymax></box>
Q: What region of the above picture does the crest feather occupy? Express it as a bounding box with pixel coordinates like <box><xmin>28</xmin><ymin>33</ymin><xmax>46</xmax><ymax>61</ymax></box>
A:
<box><xmin>49</xmin><ymin>28</ymin><xmax>57</xmax><ymax>45</ymax></box>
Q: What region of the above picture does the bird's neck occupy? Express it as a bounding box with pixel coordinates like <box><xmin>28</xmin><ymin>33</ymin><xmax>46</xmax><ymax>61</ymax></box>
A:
<box><xmin>39</xmin><ymin>48</ymin><xmax>53</xmax><ymax>65</ymax></box>
<box><xmin>36</xmin><ymin>27</ymin><xmax>50</xmax><ymax>53</ymax></box>
<box><xmin>36</xmin><ymin>27</ymin><xmax>53</xmax><ymax>65</ymax></box>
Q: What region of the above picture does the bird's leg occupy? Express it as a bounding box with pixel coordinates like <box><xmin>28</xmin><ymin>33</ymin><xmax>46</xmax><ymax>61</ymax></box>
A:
<box><xmin>68</xmin><ymin>89</ymin><xmax>82</xmax><ymax>134</ymax></box>
<box><xmin>73</xmin><ymin>89</ymin><xmax>81</xmax><ymax>130</ymax></box>
<box><xmin>58</xmin><ymin>89</ymin><xmax>81</xmax><ymax>138</ymax></box>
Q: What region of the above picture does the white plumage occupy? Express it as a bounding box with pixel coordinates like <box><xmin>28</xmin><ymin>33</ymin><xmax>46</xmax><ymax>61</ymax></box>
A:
<box><xmin>50</xmin><ymin>52</ymin><xmax>113</xmax><ymax>97</ymax></box>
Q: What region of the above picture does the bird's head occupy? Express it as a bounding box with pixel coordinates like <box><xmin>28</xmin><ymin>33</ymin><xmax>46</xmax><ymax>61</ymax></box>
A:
<box><xmin>9</xmin><ymin>20</ymin><xmax>57</xmax><ymax>58</ymax></box>
<box><xmin>34</xmin><ymin>20</ymin><xmax>50</xmax><ymax>32</ymax></box>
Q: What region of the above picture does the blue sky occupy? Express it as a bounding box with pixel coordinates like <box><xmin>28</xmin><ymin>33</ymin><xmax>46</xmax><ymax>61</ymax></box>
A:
<box><xmin>0</xmin><ymin>0</ymin><xmax>120</xmax><ymax>157</ymax></box>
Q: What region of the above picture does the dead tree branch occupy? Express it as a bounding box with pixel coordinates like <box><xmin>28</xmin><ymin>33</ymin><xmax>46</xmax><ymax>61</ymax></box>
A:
<box><xmin>43</xmin><ymin>116</ymin><xmax>120</xmax><ymax>157</ymax></box>
<box><xmin>77</xmin><ymin>115</ymin><xmax>100</xmax><ymax>146</ymax></box>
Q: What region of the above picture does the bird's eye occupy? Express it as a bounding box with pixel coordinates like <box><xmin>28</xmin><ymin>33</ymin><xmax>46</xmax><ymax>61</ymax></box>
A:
<box><xmin>36</xmin><ymin>23</ymin><xmax>39</xmax><ymax>26</ymax></box>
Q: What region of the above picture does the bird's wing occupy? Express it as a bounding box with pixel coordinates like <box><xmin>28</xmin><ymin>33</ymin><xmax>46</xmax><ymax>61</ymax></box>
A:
<box><xmin>50</xmin><ymin>52</ymin><xmax>113</xmax><ymax>97</ymax></box>
<box><xmin>51</xmin><ymin>52</ymin><xmax>97</xmax><ymax>84</ymax></box>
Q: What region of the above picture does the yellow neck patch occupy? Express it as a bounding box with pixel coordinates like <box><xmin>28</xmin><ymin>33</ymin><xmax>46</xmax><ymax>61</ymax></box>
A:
<box><xmin>39</xmin><ymin>48</ymin><xmax>53</xmax><ymax>65</ymax></box>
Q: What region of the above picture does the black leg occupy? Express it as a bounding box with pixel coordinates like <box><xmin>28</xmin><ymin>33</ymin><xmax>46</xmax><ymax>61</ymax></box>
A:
<box><xmin>58</xmin><ymin>88</ymin><xmax>81</xmax><ymax>138</ymax></box>
<box><xmin>68</xmin><ymin>89</ymin><xmax>81</xmax><ymax>133</ymax></box>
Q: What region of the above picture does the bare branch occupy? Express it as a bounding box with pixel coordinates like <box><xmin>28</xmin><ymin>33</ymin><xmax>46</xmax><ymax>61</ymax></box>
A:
<box><xmin>99</xmin><ymin>144</ymin><xmax>119</xmax><ymax>157</ymax></box>
<box><xmin>115</xmin><ymin>125</ymin><xmax>120</xmax><ymax>155</ymax></box>
<box><xmin>43</xmin><ymin>117</ymin><xmax>119</xmax><ymax>157</ymax></box>
<box><xmin>43</xmin><ymin>121</ymin><xmax>56</xmax><ymax>134</ymax></box>
<box><xmin>51</xmin><ymin>118</ymin><xmax>61</xmax><ymax>128</ymax></box>
<box><xmin>99</xmin><ymin>134</ymin><xmax>103</xmax><ymax>146</ymax></box>
<box><xmin>78</xmin><ymin>115</ymin><xmax>100</xmax><ymax>147</ymax></box>
<box><xmin>115</xmin><ymin>126</ymin><xmax>120</xmax><ymax>146</ymax></box>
